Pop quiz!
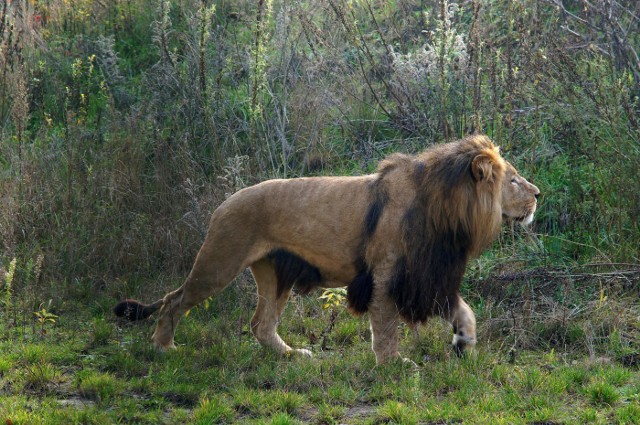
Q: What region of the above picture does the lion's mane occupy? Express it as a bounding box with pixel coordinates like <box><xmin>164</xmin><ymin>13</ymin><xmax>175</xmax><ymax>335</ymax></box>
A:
<box><xmin>348</xmin><ymin>135</ymin><xmax>505</xmax><ymax>323</ymax></box>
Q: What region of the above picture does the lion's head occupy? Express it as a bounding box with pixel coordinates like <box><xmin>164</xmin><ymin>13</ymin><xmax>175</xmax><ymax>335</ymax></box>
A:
<box><xmin>374</xmin><ymin>135</ymin><xmax>540</xmax><ymax>329</ymax></box>
<box><xmin>501</xmin><ymin>162</ymin><xmax>540</xmax><ymax>225</ymax></box>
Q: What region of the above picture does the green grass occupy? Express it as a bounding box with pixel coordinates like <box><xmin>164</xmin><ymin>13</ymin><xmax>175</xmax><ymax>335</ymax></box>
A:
<box><xmin>0</xmin><ymin>276</ymin><xmax>639</xmax><ymax>425</ymax></box>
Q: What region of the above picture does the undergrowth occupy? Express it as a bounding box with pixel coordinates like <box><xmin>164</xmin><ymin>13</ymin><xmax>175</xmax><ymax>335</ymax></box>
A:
<box><xmin>0</xmin><ymin>258</ymin><xmax>638</xmax><ymax>424</ymax></box>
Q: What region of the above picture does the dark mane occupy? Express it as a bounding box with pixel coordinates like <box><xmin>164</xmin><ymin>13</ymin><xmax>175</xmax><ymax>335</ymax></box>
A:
<box><xmin>386</xmin><ymin>144</ymin><xmax>480</xmax><ymax>322</ymax></box>
<box><xmin>387</xmin><ymin>202</ymin><xmax>468</xmax><ymax>323</ymax></box>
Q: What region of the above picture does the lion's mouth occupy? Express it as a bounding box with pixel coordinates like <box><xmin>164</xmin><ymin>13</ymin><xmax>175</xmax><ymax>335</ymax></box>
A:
<box><xmin>504</xmin><ymin>204</ymin><xmax>537</xmax><ymax>225</ymax></box>
<box><xmin>516</xmin><ymin>213</ymin><xmax>534</xmax><ymax>226</ymax></box>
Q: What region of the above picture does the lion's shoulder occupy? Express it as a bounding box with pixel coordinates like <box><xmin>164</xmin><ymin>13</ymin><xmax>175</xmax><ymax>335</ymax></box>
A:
<box><xmin>376</xmin><ymin>152</ymin><xmax>414</xmax><ymax>177</ymax></box>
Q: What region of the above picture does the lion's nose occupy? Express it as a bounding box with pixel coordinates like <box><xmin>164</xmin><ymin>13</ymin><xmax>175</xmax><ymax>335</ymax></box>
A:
<box><xmin>533</xmin><ymin>185</ymin><xmax>540</xmax><ymax>198</ymax></box>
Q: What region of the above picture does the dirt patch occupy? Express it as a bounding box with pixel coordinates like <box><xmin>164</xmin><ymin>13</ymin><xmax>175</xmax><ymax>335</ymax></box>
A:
<box><xmin>343</xmin><ymin>404</ymin><xmax>377</xmax><ymax>419</ymax></box>
<box><xmin>57</xmin><ymin>397</ymin><xmax>96</xmax><ymax>409</ymax></box>
<box><xmin>162</xmin><ymin>391</ymin><xmax>199</xmax><ymax>408</ymax></box>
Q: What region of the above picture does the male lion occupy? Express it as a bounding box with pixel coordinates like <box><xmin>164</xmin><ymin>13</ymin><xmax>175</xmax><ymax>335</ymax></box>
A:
<box><xmin>115</xmin><ymin>135</ymin><xmax>539</xmax><ymax>364</ymax></box>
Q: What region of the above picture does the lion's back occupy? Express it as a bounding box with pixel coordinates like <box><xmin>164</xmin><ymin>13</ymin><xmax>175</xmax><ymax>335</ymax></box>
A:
<box><xmin>257</xmin><ymin>176</ymin><xmax>372</xmax><ymax>242</ymax></box>
<box><xmin>208</xmin><ymin>175</ymin><xmax>374</xmax><ymax>274</ymax></box>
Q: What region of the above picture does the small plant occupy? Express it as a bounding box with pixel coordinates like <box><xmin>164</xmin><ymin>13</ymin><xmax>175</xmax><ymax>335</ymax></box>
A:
<box><xmin>268</xmin><ymin>412</ymin><xmax>298</xmax><ymax>425</ymax></box>
<box><xmin>318</xmin><ymin>288</ymin><xmax>347</xmax><ymax>350</ymax></box>
<box><xmin>273</xmin><ymin>391</ymin><xmax>305</xmax><ymax>415</ymax></box>
<box><xmin>616</xmin><ymin>403</ymin><xmax>640</xmax><ymax>424</ymax></box>
<box><xmin>377</xmin><ymin>400</ymin><xmax>417</xmax><ymax>425</ymax></box>
<box><xmin>333</xmin><ymin>320</ymin><xmax>359</xmax><ymax>346</ymax></box>
<box><xmin>91</xmin><ymin>318</ymin><xmax>113</xmax><ymax>346</ymax></box>
<box><xmin>33</xmin><ymin>301</ymin><xmax>59</xmax><ymax>336</ymax></box>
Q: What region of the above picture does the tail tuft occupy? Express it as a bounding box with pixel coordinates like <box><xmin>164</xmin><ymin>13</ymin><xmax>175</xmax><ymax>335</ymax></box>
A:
<box><xmin>114</xmin><ymin>299</ymin><xmax>159</xmax><ymax>321</ymax></box>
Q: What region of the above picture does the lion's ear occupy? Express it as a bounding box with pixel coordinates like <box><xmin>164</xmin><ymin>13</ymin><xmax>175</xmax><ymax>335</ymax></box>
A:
<box><xmin>471</xmin><ymin>153</ymin><xmax>495</xmax><ymax>182</ymax></box>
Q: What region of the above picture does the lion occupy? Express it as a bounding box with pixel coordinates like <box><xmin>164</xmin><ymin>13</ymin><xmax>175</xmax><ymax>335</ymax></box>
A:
<box><xmin>114</xmin><ymin>135</ymin><xmax>539</xmax><ymax>364</ymax></box>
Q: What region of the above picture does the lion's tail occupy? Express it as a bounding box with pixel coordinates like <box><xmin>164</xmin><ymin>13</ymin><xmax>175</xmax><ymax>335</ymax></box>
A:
<box><xmin>113</xmin><ymin>298</ymin><xmax>163</xmax><ymax>321</ymax></box>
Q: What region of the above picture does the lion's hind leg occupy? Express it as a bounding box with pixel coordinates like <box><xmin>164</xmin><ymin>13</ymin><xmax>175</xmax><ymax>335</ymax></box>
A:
<box><xmin>150</xmin><ymin>286</ymin><xmax>184</xmax><ymax>350</ymax></box>
<box><xmin>151</xmin><ymin>239</ymin><xmax>252</xmax><ymax>350</ymax></box>
<box><xmin>250</xmin><ymin>259</ymin><xmax>312</xmax><ymax>357</ymax></box>
<box><xmin>447</xmin><ymin>295</ymin><xmax>477</xmax><ymax>356</ymax></box>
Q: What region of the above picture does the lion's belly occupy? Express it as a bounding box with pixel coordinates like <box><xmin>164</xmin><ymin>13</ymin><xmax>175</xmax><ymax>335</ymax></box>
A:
<box><xmin>259</xmin><ymin>176</ymin><xmax>372</xmax><ymax>283</ymax></box>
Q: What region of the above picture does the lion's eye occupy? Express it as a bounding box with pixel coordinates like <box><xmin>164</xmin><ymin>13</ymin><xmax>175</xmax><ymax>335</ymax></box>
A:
<box><xmin>511</xmin><ymin>178</ymin><xmax>518</xmax><ymax>185</ymax></box>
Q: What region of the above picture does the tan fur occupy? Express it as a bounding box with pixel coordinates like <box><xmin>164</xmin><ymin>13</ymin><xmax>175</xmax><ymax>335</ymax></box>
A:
<box><xmin>133</xmin><ymin>135</ymin><xmax>539</xmax><ymax>363</ymax></box>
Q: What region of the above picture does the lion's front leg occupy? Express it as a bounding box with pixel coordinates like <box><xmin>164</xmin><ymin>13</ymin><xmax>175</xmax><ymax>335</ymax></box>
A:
<box><xmin>446</xmin><ymin>295</ymin><xmax>477</xmax><ymax>356</ymax></box>
<box><xmin>368</xmin><ymin>286</ymin><xmax>401</xmax><ymax>365</ymax></box>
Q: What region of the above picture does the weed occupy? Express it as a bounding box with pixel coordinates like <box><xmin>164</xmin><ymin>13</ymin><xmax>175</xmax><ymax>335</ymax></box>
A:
<box><xmin>193</xmin><ymin>396</ymin><xmax>235</xmax><ymax>425</ymax></box>
<box><xmin>333</xmin><ymin>320</ymin><xmax>359</xmax><ymax>346</ymax></box>
<box><xmin>266</xmin><ymin>412</ymin><xmax>301</xmax><ymax>425</ymax></box>
<box><xmin>377</xmin><ymin>400</ymin><xmax>418</xmax><ymax>424</ymax></box>
<box><xmin>316</xmin><ymin>402</ymin><xmax>346</xmax><ymax>423</ymax></box>
<box><xmin>232</xmin><ymin>387</ymin><xmax>266</xmax><ymax>417</ymax></box>
<box><xmin>0</xmin><ymin>356</ymin><xmax>12</xmax><ymax>375</ymax></box>
<box><xmin>268</xmin><ymin>391</ymin><xmax>305</xmax><ymax>415</ymax></box>
<box><xmin>22</xmin><ymin>344</ymin><xmax>52</xmax><ymax>364</ymax></box>
<box><xmin>605</xmin><ymin>366</ymin><xmax>632</xmax><ymax>387</ymax></box>
<box><xmin>585</xmin><ymin>381</ymin><xmax>620</xmax><ymax>407</ymax></box>
<box><xmin>76</xmin><ymin>370</ymin><xmax>121</xmax><ymax>402</ymax></box>
<box><xmin>324</xmin><ymin>383</ymin><xmax>358</xmax><ymax>405</ymax></box>
<box><xmin>319</xmin><ymin>288</ymin><xmax>347</xmax><ymax>349</ymax></box>
<box><xmin>616</xmin><ymin>403</ymin><xmax>640</xmax><ymax>424</ymax></box>
<box><xmin>561</xmin><ymin>365</ymin><xmax>589</xmax><ymax>390</ymax></box>
<box><xmin>21</xmin><ymin>361</ymin><xmax>59</xmax><ymax>393</ymax></box>
<box><xmin>1</xmin><ymin>258</ymin><xmax>16</xmax><ymax>324</ymax></box>
<box><xmin>578</xmin><ymin>407</ymin><xmax>599</xmax><ymax>423</ymax></box>
<box><xmin>91</xmin><ymin>317</ymin><xmax>113</xmax><ymax>346</ymax></box>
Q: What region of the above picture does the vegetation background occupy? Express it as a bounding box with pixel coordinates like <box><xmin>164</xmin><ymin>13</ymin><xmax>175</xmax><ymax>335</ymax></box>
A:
<box><xmin>0</xmin><ymin>0</ymin><xmax>638</xmax><ymax>424</ymax></box>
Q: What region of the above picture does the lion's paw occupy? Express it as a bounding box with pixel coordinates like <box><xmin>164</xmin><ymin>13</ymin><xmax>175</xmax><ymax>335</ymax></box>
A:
<box><xmin>452</xmin><ymin>334</ymin><xmax>476</xmax><ymax>357</ymax></box>
<box><xmin>401</xmin><ymin>357</ymin><xmax>419</xmax><ymax>369</ymax></box>
<box><xmin>287</xmin><ymin>348</ymin><xmax>313</xmax><ymax>358</ymax></box>
<box><xmin>376</xmin><ymin>355</ymin><xmax>419</xmax><ymax>369</ymax></box>
<box><xmin>153</xmin><ymin>341</ymin><xmax>177</xmax><ymax>352</ymax></box>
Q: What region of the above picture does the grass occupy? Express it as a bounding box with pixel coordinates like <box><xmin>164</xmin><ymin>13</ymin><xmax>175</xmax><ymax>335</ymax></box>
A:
<box><xmin>0</xmin><ymin>272</ymin><xmax>639</xmax><ymax>424</ymax></box>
